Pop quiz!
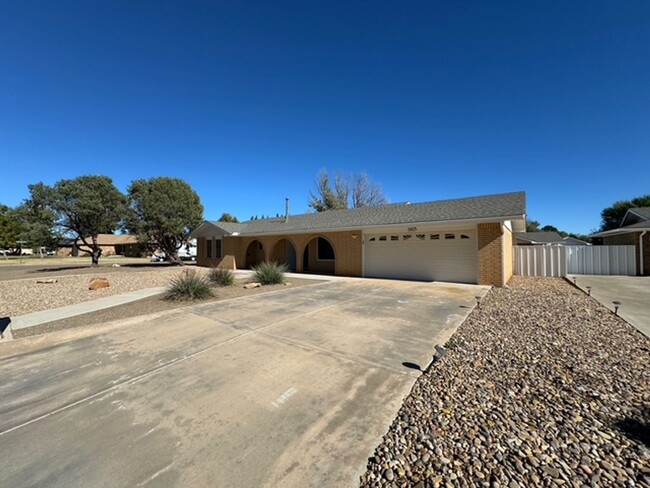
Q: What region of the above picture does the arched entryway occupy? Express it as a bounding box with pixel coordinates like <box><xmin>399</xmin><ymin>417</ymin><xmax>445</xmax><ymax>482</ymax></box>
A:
<box><xmin>270</xmin><ymin>238</ymin><xmax>297</xmax><ymax>272</ymax></box>
<box><xmin>302</xmin><ymin>236</ymin><xmax>335</xmax><ymax>275</ymax></box>
<box><xmin>245</xmin><ymin>240</ymin><xmax>265</xmax><ymax>269</ymax></box>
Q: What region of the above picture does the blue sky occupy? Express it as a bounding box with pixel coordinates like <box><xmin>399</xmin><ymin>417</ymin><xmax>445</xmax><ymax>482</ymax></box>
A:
<box><xmin>1</xmin><ymin>1</ymin><xmax>648</xmax><ymax>234</ymax></box>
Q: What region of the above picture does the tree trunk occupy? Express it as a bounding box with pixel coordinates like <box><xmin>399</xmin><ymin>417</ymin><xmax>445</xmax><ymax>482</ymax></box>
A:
<box><xmin>167</xmin><ymin>252</ymin><xmax>183</xmax><ymax>266</ymax></box>
<box><xmin>90</xmin><ymin>236</ymin><xmax>102</xmax><ymax>266</ymax></box>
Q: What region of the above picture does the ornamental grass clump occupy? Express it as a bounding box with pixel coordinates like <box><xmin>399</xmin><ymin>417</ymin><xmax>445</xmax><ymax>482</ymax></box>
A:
<box><xmin>164</xmin><ymin>271</ymin><xmax>213</xmax><ymax>301</ymax></box>
<box><xmin>252</xmin><ymin>261</ymin><xmax>288</xmax><ymax>285</ymax></box>
<box><xmin>208</xmin><ymin>267</ymin><xmax>235</xmax><ymax>287</ymax></box>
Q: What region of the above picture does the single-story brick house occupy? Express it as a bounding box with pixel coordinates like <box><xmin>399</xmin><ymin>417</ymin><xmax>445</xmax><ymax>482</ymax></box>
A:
<box><xmin>190</xmin><ymin>191</ymin><xmax>526</xmax><ymax>287</ymax></box>
<box><xmin>591</xmin><ymin>207</ymin><xmax>650</xmax><ymax>275</ymax></box>
<box><xmin>56</xmin><ymin>234</ymin><xmax>145</xmax><ymax>257</ymax></box>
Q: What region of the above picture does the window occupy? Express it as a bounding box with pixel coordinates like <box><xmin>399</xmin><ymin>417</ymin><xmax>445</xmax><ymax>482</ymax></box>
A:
<box><xmin>368</xmin><ymin>237</ymin><xmax>376</xmax><ymax>242</ymax></box>
<box><xmin>317</xmin><ymin>237</ymin><xmax>335</xmax><ymax>260</ymax></box>
<box><xmin>390</xmin><ymin>235</ymin><xmax>399</xmax><ymax>241</ymax></box>
<box><xmin>403</xmin><ymin>234</ymin><xmax>412</xmax><ymax>241</ymax></box>
<box><xmin>206</xmin><ymin>238</ymin><xmax>212</xmax><ymax>258</ymax></box>
<box><xmin>445</xmin><ymin>233</ymin><xmax>455</xmax><ymax>239</ymax></box>
<box><xmin>379</xmin><ymin>236</ymin><xmax>387</xmax><ymax>241</ymax></box>
<box><xmin>430</xmin><ymin>234</ymin><xmax>440</xmax><ymax>240</ymax></box>
<box><xmin>215</xmin><ymin>239</ymin><xmax>222</xmax><ymax>258</ymax></box>
<box><xmin>460</xmin><ymin>234</ymin><xmax>470</xmax><ymax>239</ymax></box>
<box><xmin>416</xmin><ymin>234</ymin><xmax>425</xmax><ymax>240</ymax></box>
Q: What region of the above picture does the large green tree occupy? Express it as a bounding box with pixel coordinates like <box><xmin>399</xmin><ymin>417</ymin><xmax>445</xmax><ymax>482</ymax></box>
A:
<box><xmin>600</xmin><ymin>195</ymin><xmax>650</xmax><ymax>231</ymax></box>
<box><xmin>125</xmin><ymin>177</ymin><xmax>203</xmax><ymax>265</ymax></box>
<box><xmin>14</xmin><ymin>197</ymin><xmax>58</xmax><ymax>255</ymax></box>
<box><xmin>0</xmin><ymin>205</ymin><xmax>23</xmax><ymax>252</ymax></box>
<box><xmin>28</xmin><ymin>176</ymin><xmax>127</xmax><ymax>265</ymax></box>
<box><xmin>218</xmin><ymin>213</ymin><xmax>239</xmax><ymax>223</ymax></box>
<box><xmin>525</xmin><ymin>219</ymin><xmax>541</xmax><ymax>232</ymax></box>
<box><xmin>309</xmin><ymin>170</ymin><xmax>387</xmax><ymax>212</ymax></box>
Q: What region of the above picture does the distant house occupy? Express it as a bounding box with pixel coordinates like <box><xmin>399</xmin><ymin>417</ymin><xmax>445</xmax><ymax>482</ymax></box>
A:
<box><xmin>56</xmin><ymin>234</ymin><xmax>145</xmax><ymax>257</ymax></box>
<box><xmin>515</xmin><ymin>231</ymin><xmax>564</xmax><ymax>246</ymax></box>
<box><xmin>561</xmin><ymin>236</ymin><xmax>590</xmax><ymax>246</ymax></box>
<box><xmin>591</xmin><ymin>207</ymin><xmax>650</xmax><ymax>275</ymax></box>
<box><xmin>190</xmin><ymin>191</ymin><xmax>527</xmax><ymax>287</ymax></box>
<box><xmin>515</xmin><ymin>232</ymin><xmax>590</xmax><ymax>246</ymax></box>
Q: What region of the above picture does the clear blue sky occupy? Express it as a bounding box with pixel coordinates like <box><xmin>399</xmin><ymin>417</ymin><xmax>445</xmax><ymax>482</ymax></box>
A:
<box><xmin>1</xmin><ymin>1</ymin><xmax>648</xmax><ymax>234</ymax></box>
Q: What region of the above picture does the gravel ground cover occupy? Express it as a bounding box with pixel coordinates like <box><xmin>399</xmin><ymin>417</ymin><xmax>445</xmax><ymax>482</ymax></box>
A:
<box><xmin>13</xmin><ymin>277</ymin><xmax>320</xmax><ymax>339</ymax></box>
<box><xmin>361</xmin><ymin>277</ymin><xmax>650</xmax><ymax>487</ymax></box>
<box><xmin>0</xmin><ymin>267</ymin><xmax>207</xmax><ymax>317</ymax></box>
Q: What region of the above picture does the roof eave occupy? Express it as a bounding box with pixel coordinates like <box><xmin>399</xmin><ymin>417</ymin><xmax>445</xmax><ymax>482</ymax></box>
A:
<box><xmin>591</xmin><ymin>226</ymin><xmax>650</xmax><ymax>237</ymax></box>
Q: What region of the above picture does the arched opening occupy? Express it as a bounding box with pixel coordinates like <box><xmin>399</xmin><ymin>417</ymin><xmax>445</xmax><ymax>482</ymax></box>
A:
<box><xmin>302</xmin><ymin>236</ymin><xmax>335</xmax><ymax>275</ymax></box>
<box><xmin>245</xmin><ymin>240</ymin><xmax>265</xmax><ymax>269</ymax></box>
<box><xmin>270</xmin><ymin>238</ymin><xmax>297</xmax><ymax>272</ymax></box>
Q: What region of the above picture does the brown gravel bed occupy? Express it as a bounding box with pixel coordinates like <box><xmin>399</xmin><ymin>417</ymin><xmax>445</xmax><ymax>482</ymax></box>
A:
<box><xmin>360</xmin><ymin>276</ymin><xmax>650</xmax><ymax>487</ymax></box>
<box><xmin>0</xmin><ymin>267</ymin><xmax>206</xmax><ymax>317</ymax></box>
<box><xmin>13</xmin><ymin>277</ymin><xmax>321</xmax><ymax>339</ymax></box>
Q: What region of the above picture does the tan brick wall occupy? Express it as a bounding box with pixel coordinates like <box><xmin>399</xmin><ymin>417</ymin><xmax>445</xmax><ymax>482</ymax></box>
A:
<box><xmin>198</xmin><ymin>231</ymin><xmax>363</xmax><ymax>277</ymax></box>
<box><xmin>603</xmin><ymin>232</ymin><xmax>648</xmax><ymax>275</ymax></box>
<box><xmin>503</xmin><ymin>226</ymin><xmax>513</xmax><ymax>284</ymax></box>
<box><xmin>196</xmin><ymin>237</ymin><xmax>230</xmax><ymax>268</ymax></box>
<box><xmin>478</xmin><ymin>223</ymin><xmax>504</xmax><ymax>287</ymax></box>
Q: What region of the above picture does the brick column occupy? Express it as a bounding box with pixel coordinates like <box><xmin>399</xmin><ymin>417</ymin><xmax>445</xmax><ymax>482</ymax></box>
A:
<box><xmin>478</xmin><ymin>223</ymin><xmax>504</xmax><ymax>287</ymax></box>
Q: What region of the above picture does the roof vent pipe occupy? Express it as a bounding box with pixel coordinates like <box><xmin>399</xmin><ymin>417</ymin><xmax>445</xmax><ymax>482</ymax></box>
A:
<box><xmin>285</xmin><ymin>198</ymin><xmax>290</xmax><ymax>223</ymax></box>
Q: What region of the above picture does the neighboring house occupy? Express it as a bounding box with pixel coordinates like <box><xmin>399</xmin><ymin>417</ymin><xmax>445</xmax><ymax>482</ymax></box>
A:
<box><xmin>591</xmin><ymin>207</ymin><xmax>650</xmax><ymax>276</ymax></box>
<box><xmin>515</xmin><ymin>232</ymin><xmax>591</xmax><ymax>246</ymax></box>
<box><xmin>561</xmin><ymin>236</ymin><xmax>591</xmax><ymax>246</ymax></box>
<box><xmin>56</xmin><ymin>234</ymin><xmax>145</xmax><ymax>257</ymax></box>
<box><xmin>190</xmin><ymin>191</ymin><xmax>527</xmax><ymax>287</ymax></box>
<box><xmin>515</xmin><ymin>231</ymin><xmax>564</xmax><ymax>246</ymax></box>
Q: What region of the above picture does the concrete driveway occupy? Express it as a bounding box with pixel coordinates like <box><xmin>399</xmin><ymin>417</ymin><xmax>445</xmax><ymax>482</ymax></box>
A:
<box><xmin>573</xmin><ymin>275</ymin><xmax>650</xmax><ymax>338</ymax></box>
<box><xmin>0</xmin><ymin>279</ymin><xmax>486</xmax><ymax>487</ymax></box>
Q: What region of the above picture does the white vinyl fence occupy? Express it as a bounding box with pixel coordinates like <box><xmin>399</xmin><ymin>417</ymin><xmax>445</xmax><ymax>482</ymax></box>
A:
<box><xmin>514</xmin><ymin>245</ymin><xmax>636</xmax><ymax>277</ymax></box>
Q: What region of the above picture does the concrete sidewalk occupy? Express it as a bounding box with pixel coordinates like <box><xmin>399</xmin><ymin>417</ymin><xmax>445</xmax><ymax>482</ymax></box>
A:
<box><xmin>9</xmin><ymin>287</ymin><xmax>166</xmax><ymax>332</ymax></box>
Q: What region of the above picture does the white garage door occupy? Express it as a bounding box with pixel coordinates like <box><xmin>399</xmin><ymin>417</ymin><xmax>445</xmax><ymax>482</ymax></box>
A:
<box><xmin>364</xmin><ymin>230</ymin><xmax>478</xmax><ymax>283</ymax></box>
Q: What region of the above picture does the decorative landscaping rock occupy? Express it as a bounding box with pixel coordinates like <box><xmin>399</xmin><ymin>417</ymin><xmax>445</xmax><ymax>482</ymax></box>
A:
<box><xmin>360</xmin><ymin>277</ymin><xmax>650</xmax><ymax>487</ymax></box>
<box><xmin>88</xmin><ymin>278</ymin><xmax>110</xmax><ymax>290</ymax></box>
<box><xmin>243</xmin><ymin>282</ymin><xmax>262</xmax><ymax>289</ymax></box>
<box><xmin>36</xmin><ymin>278</ymin><xmax>58</xmax><ymax>284</ymax></box>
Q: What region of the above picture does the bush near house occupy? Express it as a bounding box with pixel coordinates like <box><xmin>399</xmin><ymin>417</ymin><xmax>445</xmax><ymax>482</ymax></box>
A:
<box><xmin>208</xmin><ymin>267</ymin><xmax>235</xmax><ymax>287</ymax></box>
<box><xmin>164</xmin><ymin>271</ymin><xmax>213</xmax><ymax>301</ymax></box>
<box><xmin>252</xmin><ymin>262</ymin><xmax>288</xmax><ymax>285</ymax></box>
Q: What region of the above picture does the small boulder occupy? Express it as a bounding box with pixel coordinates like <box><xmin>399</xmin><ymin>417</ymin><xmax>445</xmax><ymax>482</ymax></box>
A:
<box><xmin>36</xmin><ymin>278</ymin><xmax>58</xmax><ymax>284</ymax></box>
<box><xmin>243</xmin><ymin>282</ymin><xmax>262</xmax><ymax>289</ymax></box>
<box><xmin>89</xmin><ymin>278</ymin><xmax>110</xmax><ymax>290</ymax></box>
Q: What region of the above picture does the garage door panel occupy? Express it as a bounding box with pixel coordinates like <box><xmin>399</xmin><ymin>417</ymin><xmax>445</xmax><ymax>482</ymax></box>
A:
<box><xmin>364</xmin><ymin>230</ymin><xmax>477</xmax><ymax>283</ymax></box>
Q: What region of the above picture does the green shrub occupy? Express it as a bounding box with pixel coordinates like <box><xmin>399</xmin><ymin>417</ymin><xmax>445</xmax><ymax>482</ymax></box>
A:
<box><xmin>208</xmin><ymin>267</ymin><xmax>235</xmax><ymax>287</ymax></box>
<box><xmin>252</xmin><ymin>261</ymin><xmax>288</xmax><ymax>285</ymax></box>
<box><xmin>164</xmin><ymin>271</ymin><xmax>213</xmax><ymax>301</ymax></box>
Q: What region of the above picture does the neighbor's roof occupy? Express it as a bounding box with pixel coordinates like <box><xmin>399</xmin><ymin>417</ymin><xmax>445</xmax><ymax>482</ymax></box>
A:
<box><xmin>562</xmin><ymin>236</ymin><xmax>591</xmax><ymax>246</ymax></box>
<box><xmin>515</xmin><ymin>231</ymin><xmax>564</xmax><ymax>244</ymax></box>
<box><xmin>591</xmin><ymin>221</ymin><xmax>650</xmax><ymax>237</ymax></box>
<box><xmin>201</xmin><ymin>191</ymin><xmax>525</xmax><ymax>236</ymax></box>
<box><xmin>628</xmin><ymin>207</ymin><xmax>650</xmax><ymax>220</ymax></box>
<box><xmin>591</xmin><ymin>206</ymin><xmax>650</xmax><ymax>237</ymax></box>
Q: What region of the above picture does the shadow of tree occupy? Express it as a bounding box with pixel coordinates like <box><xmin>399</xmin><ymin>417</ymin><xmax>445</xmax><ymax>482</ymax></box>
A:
<box><xmin>612</xmin><ymin>406</ymin><xmax>650</xmax><ymax>447</ymax></box>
